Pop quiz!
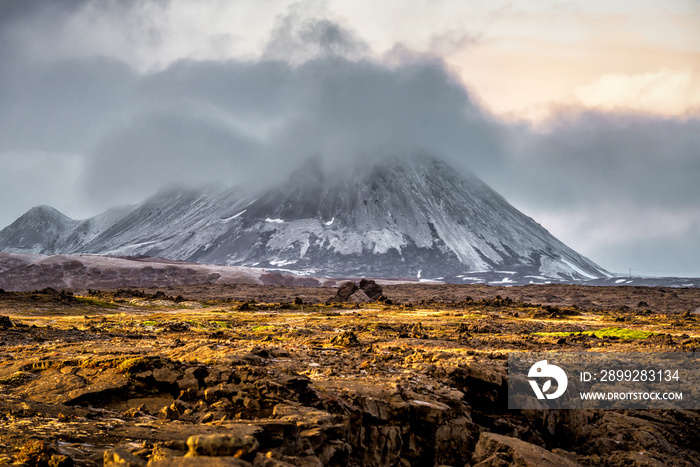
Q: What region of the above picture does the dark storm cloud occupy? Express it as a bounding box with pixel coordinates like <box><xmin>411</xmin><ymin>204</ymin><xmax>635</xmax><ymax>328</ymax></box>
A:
<box><xmin>487</xmin><ymin>112</ymin><xmax>700</xmax><ymax>276</ymax></box>
<box><xmin>496</xmin><ymin>113</ymin><xmax>700</xmax><ymax>210</ymax></box>
<box><xmin>79</xmin><ymin>55</ymin><xmax>504</xmax><ymax>205</ymax></box>
<box><xmin>0</xmin><ymin>1</ymin><xmax>505</xmax><ymax>208</ymax></box>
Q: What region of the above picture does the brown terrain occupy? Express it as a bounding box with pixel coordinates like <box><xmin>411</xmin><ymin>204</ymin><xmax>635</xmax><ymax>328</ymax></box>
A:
<box><xmin>0</xmin><ymin>281</ymin><xmax>699</xmax><ymax>466</ymax></box>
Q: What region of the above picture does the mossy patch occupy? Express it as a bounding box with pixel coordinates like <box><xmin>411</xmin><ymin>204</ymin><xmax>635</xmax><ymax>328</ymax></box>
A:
<box><xmin>251</xmin><ymin>325</ymin><xmax>283</xmax><ymax>332</ymax></box>
<box><xmin>118</xmin><ymin>356</ymin><xmax>161</xmax><ymax>374</ymax></box>
<box><xmin>75</xmin><ymin>296</ymin><xmax>119</xmax><ymax>309</ymax></box>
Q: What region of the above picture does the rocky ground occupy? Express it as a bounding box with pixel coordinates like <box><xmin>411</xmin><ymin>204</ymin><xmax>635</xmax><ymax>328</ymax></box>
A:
<box><xmin>0</xmin><ymin>283</ymin><xmax>699</xmax><ymax>466</ymax></box>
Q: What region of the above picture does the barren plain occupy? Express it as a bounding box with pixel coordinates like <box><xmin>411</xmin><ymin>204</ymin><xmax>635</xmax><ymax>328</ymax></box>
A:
<box><xmin>0</xmin><ymin>283</ymin><xmax>699</xmax><ymax>466</ymax></box>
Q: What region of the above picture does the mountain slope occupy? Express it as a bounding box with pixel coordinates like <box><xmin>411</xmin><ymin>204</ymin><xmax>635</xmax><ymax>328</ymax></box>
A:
<box><xmin>0</xmin><ymin>157</ymin><xmax>610</xmax><ymax>282</ymax></box>
<box><xmin>0</xmin><ymin>205</ymin><xmax>76</xmax><ymax>253</ymax></box>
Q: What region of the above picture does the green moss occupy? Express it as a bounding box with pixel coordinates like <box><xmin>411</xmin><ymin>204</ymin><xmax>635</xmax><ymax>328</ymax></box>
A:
<box><xmin>179</xmin><ymin>319</ymin><xmax>204</xmax><ymax>329</ymax></box>
<box><xmin>141</xmin><ymin>320</ymin><xmax>158</xmax><ymax>327</ymax></box>
<box><xmin>592</xmin><ymin>327</ymin><xmax>654</xmax><ymax>339</ymax></box>
<box><xmin>118</xmin><ymin>356</ymin><xmax>160</xmax><ymax>374</ymax></box>
<box><xmin>533</xmin><ymin>327</ymin><xmax>653</xmax><ymax>340</ymax></box>
<box><xmin>251</xmin><ymin>325</ymin><xmax>282</xmax><ymax>332</ymax></box>
<box><xmin>75</xmin><ymin>296</ymin><xmax>119</xmax><ymax>309</ymax></box>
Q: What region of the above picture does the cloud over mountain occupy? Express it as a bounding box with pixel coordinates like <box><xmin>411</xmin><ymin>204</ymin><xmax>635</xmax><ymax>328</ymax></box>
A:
<box><xmin>0</xmin><ymin>0</ymin><xmax>698</xmax><ymax>276</ymax></box>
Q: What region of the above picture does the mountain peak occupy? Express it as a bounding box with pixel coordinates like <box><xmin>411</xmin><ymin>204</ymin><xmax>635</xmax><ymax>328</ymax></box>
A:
<box><xmin>0</xmin><ymin>157</ymin><xmax>609</xmax><ymax>283</ymax></box>
<box><xmin>0</xmin><ymin>205</ymin><xmax>74</xmax><ymax>253</ymax></box>
<box><xmin>26</xmin><ymin>204</ymin><xmax>71</xmax><ymax>219</ymax></box>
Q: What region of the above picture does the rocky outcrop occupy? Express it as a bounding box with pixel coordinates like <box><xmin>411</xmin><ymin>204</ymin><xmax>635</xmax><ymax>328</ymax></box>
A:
<box><xmin>330</xmin><ymin>280</ymin><xmax>384</xmax><ymax>303</ymax></box>
<box><xmin>358</xmin><ymin>279</ymin><xmax>383</xmax><ymax>301</ymax></box>
<box><xmin>333</xmin><ymin>282</ymin><xmax>358</xmax><ymax>302</ymax></box>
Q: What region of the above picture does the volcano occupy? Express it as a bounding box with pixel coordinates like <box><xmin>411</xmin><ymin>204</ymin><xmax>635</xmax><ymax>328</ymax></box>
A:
<box><xmin>0</xmin><ymin>157</ymin><xmax>609</xmax><ymax>283</ymax></box>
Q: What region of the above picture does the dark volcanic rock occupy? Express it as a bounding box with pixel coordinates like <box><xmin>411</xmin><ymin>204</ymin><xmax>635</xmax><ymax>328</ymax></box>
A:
<box><xmin>333</xmin><ymin>280</ymin><xmax>384</xmax><ymax>303</ymax></box>
<box><xmin>349</xmin><ymin>289</ymin><xmax>371</xmax><ymax>304</ymax></box>
<box><xmin>334</xmin><ymin>282</ymin><xmax>358</xmax><ymax>302</ymax></box>
<box><xmin>359</xmin><ymin>279</ymin><xmax>383</xmax><ymax>301</ymax></box>
<box><xmin>0</xmin><ymin>315</ymin><xmax>12</xmax><ymax>329</ymax></box>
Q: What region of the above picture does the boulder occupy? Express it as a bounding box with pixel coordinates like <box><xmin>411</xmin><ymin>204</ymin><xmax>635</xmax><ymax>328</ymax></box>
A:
<box><xmin>348</xmin><ymin>290</ymin><xmax>371</xmax><ymax>304</ymax></box>
<box><xmin>358</xmin><ymin>279</ymin><xmax>383</xmax><ymax>301</ymax></box>
<box><xmin>334</xmin><ymin>282</ymin><xmax>358</xmax><ymax>301</ymax></box>
<box><xmin>331</xmin><ymin>280</ymin><xmax>384</xmax><ymax>303</ymax></box>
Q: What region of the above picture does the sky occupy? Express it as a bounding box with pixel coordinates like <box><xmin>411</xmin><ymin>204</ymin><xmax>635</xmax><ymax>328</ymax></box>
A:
<box><xmin>0</xmin><ymin>0</ymin><xmax>699</xmax><ymax>277</ymax></box>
